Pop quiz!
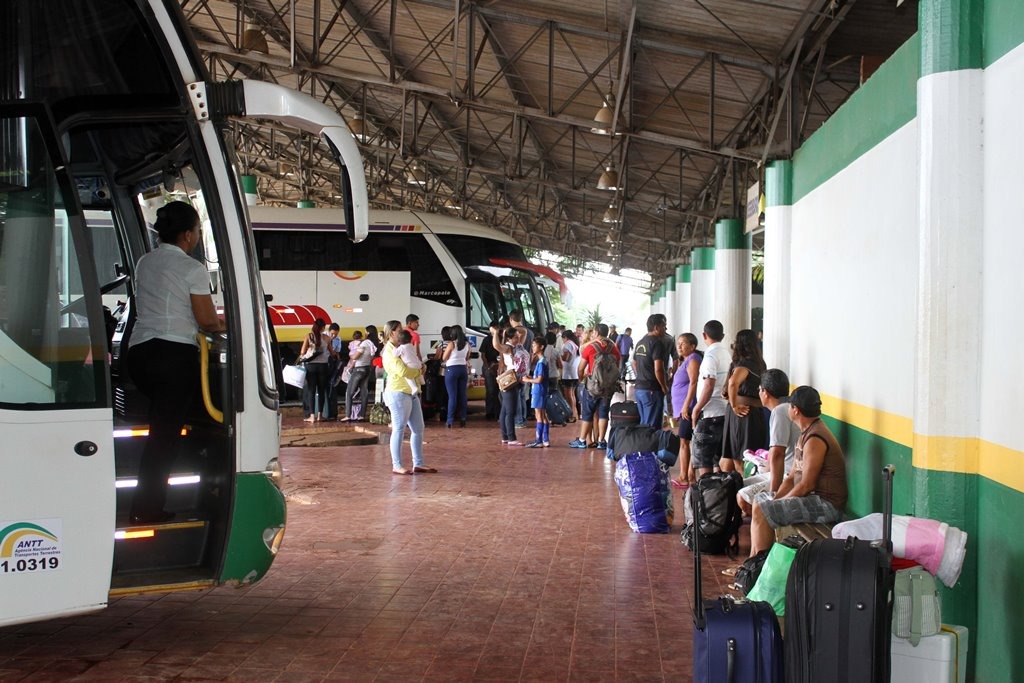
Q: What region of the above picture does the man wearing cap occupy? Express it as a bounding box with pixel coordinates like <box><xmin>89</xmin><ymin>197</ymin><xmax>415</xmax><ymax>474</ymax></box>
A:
<box><xmin>748</xmin><ymin>385</ymin><xmax>849</xmax><ymax>557</ymax></box>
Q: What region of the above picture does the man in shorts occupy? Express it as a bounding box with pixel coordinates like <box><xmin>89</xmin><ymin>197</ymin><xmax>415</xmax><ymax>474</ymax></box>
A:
<box><xmin>689</xmin><ymin>320</ymin><xmax>730</xmax><ymax>477</ymax></box>
<box><xmin>748</xmin><ymin>385</ymin><xmax>849</xmax><ymax>557</ymax></box>
<box><xmin>736</xmin><ymin>368</ymin><xmax>800</xmax><ymax>515</ymax></box>
<box><xmin>569</xmin><ymin>323</ymin><xmax>620</xmax><ymax>449</ymax></box>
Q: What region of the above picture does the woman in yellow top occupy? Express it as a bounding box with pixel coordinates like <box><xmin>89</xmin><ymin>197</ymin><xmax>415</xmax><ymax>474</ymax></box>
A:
<box><xmin>382</xmin><ymin>320</ymin><xmax>437</xmax><ymax>475</ymax></box>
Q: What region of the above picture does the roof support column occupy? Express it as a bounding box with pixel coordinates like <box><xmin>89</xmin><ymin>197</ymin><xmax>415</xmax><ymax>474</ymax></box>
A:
<box><xmin>913</xmin><ymin>0</ymin><xmax>983</xmax><ymax>633</ymax></box>
<box><xmin>675</xmin><ymin>264</ymin><xmax>692</xmax><ymax>337</ymax></box>
<box><xmin>763</xmin><ymin>160</ymin><xmax>792</xmax><ymax>369</ymax></box>
<box><xmin>689</xmin><ymin>247</ymin><xmax>715</xmax><ymax>349</ymax></box>
<box><xmin>714</xmin><ymin>218</ymin><xmax>751</xmax><ymax>348</ymax></box>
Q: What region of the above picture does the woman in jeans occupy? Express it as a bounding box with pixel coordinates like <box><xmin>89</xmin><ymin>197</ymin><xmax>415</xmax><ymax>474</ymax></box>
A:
<box><xmin>382</xmin><ymin>320</ymin><xmax>437</xmax><ymax>475</ymax></box>
<box><xmin>343</xmin><ymin>329</ymin><xmax>376</xmax><ymax>421</ymax></box>
<box><xmin>299</xmin><ymin>318</ymin><xmax>330</xmax><ymax>422</ymax></box>
<box><xmin>442</xmin><ymin>324</ymin><xmax>471</xmax><ymax>427</ymax></box>
<box><xmin>491</xmin><ymin>324</ymin><xmax>529</xmax><ymax>445</ymax></box>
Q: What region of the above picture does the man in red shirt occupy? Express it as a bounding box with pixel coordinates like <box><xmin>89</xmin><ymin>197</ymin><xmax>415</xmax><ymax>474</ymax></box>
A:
<box><xmin>405</xmin><ymin>313</ymin><xmax>422</xmax><ymax>360</ymax></box>
<box><xmin>569</xmin><ymin>323</ymin><xmax>621</xmax><ymax>449</ymax></box>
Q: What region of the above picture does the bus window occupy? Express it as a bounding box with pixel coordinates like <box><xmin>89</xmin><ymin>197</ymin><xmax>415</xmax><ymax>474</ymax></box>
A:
<box><xmin>503</xmin><ymin>279</ymin><xmax>538</xmax><ymax>330</ymax></box>
<box><xmin>467</xmin><ymin>279</ymin><xmax>505</xmax><ymax>329</ymax></box>
<box><xmin>0</xmin><ymin>116</ymin><xmax>104</xmax><ymax>407</ymax></box>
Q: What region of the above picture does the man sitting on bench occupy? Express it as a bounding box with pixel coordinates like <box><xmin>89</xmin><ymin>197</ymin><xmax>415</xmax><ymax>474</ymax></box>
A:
<box><xmin>749</xmin><ymin>385</ymin><xmax>848</xmax><ymax>556</ymax></box>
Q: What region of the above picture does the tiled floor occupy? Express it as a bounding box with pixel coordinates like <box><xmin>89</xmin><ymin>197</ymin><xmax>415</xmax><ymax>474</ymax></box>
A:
<box><xmin>0</xmin><ymin>413</ymin><xmax>748</xmax><ymax>682</ymax></box>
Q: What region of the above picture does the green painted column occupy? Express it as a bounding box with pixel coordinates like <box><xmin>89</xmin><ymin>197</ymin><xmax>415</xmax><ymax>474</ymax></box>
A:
<box><xmin>763</xmin><ymin>160</ymin><xmax>793</xmax><ymax>369</ymax></box>
<box><xmin>714</xmin><ymin>218</ymin><xmax>751</xmax><ymax>346</ymax></box>
<box><xmin>675</xmin><ymin>264</ymin><xmax>692</xmax><ymax>335</ymax></box>
<box><xmin>689</xmin><ymin>247</ymin><xmax>715</xmax><ymax>348</ymax></box>
<box><xmin>241</xmin><ymin>175</ymin><xmax>258</xmax><ymax>206</ymax></box>
<box><xmin>915</xmin><ymin>0</ymin><xmax>983</xmax><ymax>670</ymax></box>
<box><xmin>297</xmin><ymin>199</ymin><xmax>316</xmax><ymax>208</ymax></box>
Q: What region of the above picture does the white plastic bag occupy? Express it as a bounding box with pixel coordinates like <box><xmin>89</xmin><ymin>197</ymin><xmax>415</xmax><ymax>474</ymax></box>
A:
<box><xmin>283</xmin><ymin>364</ymin><xmax>306</xmax><ymax>388</ymax></box>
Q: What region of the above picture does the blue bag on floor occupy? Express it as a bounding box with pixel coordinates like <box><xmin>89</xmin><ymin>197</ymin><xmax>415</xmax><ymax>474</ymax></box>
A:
<box><xmin>613</xmin><ymin>452</ymin><xmax>672</xmax><ymax>533</ymax></box>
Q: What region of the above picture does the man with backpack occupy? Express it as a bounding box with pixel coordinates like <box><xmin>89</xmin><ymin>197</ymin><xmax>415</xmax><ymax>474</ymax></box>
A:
<box><xmin>569</xmin><ymin>323</ymin><xmax>621</xmax><ymax>449</ymax></box>
<box><xmin>632</xmin><ymin>313</ymin><xmax>674</xmax><ymax>428</ymax></box>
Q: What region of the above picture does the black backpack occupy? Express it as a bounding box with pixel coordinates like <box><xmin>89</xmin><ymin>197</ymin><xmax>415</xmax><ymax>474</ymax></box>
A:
<box><xmin>681</xmin><ymin>471</ymin><xmax>744</xmax><ymax>557</ymax></box>
<box><xmin>585</xmin><ymin>340</ymin><xmax>622</xmax><ymax>398</ymax></box>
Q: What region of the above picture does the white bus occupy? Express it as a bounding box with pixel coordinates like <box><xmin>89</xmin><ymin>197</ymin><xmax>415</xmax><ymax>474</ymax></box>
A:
<box><xmin>0</xmin><ymin>0</ymin><xmax>366</xmax><ymax>626</ymax></box>
<box><xmin>251</xmin><ymin>207</ymin><xmax>568</xmax><ymax>396</ymax></box>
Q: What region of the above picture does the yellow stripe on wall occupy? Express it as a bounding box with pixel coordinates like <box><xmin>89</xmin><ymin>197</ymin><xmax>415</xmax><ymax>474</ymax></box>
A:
<box><xmin>817</xmin><ymin>391</ymin><xmax>1024</xmax><ymax>494</ymax></box>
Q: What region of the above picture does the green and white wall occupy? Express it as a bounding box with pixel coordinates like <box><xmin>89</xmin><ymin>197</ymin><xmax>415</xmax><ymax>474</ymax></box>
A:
<box><xmin>763</xmin><ymin>1</ymin><xmax>1024</xmax><ymax>679</ymax></box>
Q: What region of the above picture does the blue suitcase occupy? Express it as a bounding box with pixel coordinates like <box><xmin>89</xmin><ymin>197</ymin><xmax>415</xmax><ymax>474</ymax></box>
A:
<box><xmin>692</xmin><ymin>481</ymin><xmax>783</xmax><ymax>683</ymax></box>
<box><xmin>546</xmin><ymin>389</ymin><xmax>571</xmax><ymax>425</ymax></box>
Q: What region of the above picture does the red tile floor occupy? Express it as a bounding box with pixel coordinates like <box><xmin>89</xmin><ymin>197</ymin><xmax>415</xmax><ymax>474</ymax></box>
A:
<box><xmin>0</xmin><ymin>413</ymin><xmax>750</xmax><ymax>682</ymax></box>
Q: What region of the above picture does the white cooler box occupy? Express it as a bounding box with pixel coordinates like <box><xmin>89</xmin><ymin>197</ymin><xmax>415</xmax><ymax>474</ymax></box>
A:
<box><xmin>891</xmin><ymin>624</ymin><xmax>968</xmax><ymax>683</ymax></box>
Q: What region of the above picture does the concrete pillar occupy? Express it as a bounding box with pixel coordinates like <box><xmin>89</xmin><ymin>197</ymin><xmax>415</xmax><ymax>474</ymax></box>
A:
<box><xmin>714</xmin><ymin>218</ymin><xmax>752</xmax><ymax>346</ymax></box>
<box><xmin>913</xmin><ymin>0</ymin><xmax>983</xmax><ymax>629</ymax></box>
<box><xmin>241</xmin><ymin>175</ymin><xmax>259</xmax><ymax>206</ymax></box>
<box><xmin>675</xmin><ymin>264</ymin><xmax>692</xmax><ymax>336</ymax></box>
<box><xmin>763</xmin><ymin>160</ymin><xmax>793</xmax><ymax>369</ymax></box>
<box><xmin>297</xmin><ymin>199</ymin><xmax>316</xmax><ymax>208</ymax></box>
<box><xmin>689</xmin><ymin>247</ymin><xmax>715</xmax><ymax>349</ymax></box>
<box><xmin>664</xmin><ymin>275</ymin><xmax>677</xmax><ymax>335</ymax></box>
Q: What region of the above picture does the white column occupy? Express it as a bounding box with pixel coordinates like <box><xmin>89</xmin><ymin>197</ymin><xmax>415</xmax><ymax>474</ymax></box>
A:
<box><xmin>689</xmin><ymin>247</ymin><xmax>715</xmax><ymax>349</ymax></box>
<box><xmin>714</xmin><ymin>218</ymin><xmax>752</xmax><ymax>347</ymax></box>
<box><xmin>664</xmin><ymin>275</ymin><xmax>677</xmax><ymax>335</ymax></box>
<box><xmin>763</xmin><ymin>161</ymin><xmax>792</xmax><ymax>369</ymax></box>
<box><xmin>675</xmin><ymin>264</ymin><xmax>692</xmax><ymax>336</ymax></box>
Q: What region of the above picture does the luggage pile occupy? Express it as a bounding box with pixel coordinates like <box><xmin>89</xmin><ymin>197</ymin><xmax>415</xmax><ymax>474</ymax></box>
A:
<box><xmin>688</xmin><ymin>465</ymin><xmax>969</xmax><ymax>683</ymax></box>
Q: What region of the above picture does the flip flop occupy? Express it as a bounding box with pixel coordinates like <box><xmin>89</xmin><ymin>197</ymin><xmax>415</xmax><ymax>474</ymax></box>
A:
<box><xmin>670</xmin><ymin>479</ymin><xmax>690</xmax><ymax>490</ymax></box>
<box><xmin>392</xmin><ymin>468</ymin><xmax>413</xmax><ymax>475</ymax></box>
<box><xmin>413</xmin><ymin>466</ymin><xmax>438</xmax><ymax>473</ymax></box>
<box><xmin>721</xmin><ymin>566</ymin><xmax>740</xmax><ymax>577</ymax></box>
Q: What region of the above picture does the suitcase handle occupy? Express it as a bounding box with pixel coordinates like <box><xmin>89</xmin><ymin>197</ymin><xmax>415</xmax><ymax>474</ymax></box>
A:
<box><xmin>726</xmin><ymin>638</ymin><xmax>736</xmax><ymax>683</ymax></box>
<box><xmin>882</xmin><ymin>465</ymin><xmax>895</xmax><ymax>555</ymax></box>
<box><xmin>691</xmin><ymin>486</ymin><xmax>706</xmax><ymax>630</ymax></box>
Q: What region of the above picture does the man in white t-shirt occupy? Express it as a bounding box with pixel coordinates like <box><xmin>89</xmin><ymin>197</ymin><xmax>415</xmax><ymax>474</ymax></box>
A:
<box><xmin>690</xmin><ymin>320</ymin><xmax>730</xmax><ymax>477</ymax></box>
<box><xmin>737</xmin><ymin>368</ymin><xmax>801</xmax><ymax>515</ymax></box>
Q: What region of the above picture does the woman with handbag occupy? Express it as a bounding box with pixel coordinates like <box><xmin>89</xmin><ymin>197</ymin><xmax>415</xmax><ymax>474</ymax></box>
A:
<box><xmin>382</xmin><ymin>320</ymin><xmax>437</xmax><ymax>475</ymax></box>
<box><xmin>492</xmin><ymin>324</ymin><xmax>530</xmax><ymax>446</ymax></box>
<box><xmin>299</xmin><ymin>318</ymin><xmax>330</xmax><ymax>422</ymax></box>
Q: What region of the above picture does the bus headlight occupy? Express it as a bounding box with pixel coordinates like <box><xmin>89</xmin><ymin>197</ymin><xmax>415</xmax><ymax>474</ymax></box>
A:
<box><xmin>263</xmin><ymin>526</ymin><xmax>286</xmax><ymax>555</ymax></box>
<box><xmin>264</xmin><ymin>457</ymin><xmax>282</xmax><ymax>489</ymax></box>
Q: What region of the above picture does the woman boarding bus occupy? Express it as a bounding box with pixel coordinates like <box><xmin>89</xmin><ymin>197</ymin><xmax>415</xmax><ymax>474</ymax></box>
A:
<box><xmin>0</xmin><ymin>0</ymin><xmax>367</xmax><ymax>626</ymax></box>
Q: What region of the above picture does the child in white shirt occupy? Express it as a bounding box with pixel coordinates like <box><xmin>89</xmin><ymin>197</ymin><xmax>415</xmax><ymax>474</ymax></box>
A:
<box><xmin>392</xmin><ymin>329</ymin><xmax>423</xmax><ymax>395</ymax></box>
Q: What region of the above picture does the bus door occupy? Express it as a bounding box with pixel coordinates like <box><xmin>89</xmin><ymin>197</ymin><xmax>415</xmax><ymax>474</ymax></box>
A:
<box><xmin>0</xmin><ymin>108</ymin><xmax>115</xmax><ymax>626</ymax></box>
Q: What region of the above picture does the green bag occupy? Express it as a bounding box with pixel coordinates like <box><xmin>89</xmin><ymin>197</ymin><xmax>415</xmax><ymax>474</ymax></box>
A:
<box><xmin>746</xmin><ymin>541</ymin><xmax>798</xmax><ymax>615</ymax></box>
<box><xmin>892</xmin><ymin>567</ymin><xmax>941</xmax><ymax>646</ymax></box>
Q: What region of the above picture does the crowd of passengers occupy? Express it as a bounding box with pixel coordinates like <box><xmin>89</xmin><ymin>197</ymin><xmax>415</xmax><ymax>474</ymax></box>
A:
<box><xmin>289</xmin><ymin>311</ymin><xmax>847</xmax><ymax>556</ymax></box>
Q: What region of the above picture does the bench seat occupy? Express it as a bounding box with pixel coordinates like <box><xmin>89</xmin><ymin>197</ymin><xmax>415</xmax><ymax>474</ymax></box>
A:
<box><xmin>775</xmin><ymin>522</ymin><xmax>834</xmax><ymax>544</ymax></box>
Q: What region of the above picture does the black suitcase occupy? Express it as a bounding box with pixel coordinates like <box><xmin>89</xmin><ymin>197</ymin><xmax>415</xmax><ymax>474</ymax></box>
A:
<box><xmin>691</xmin><ymin>477</ymin><xmax>784</xmax><ymax>682</ymax></box>
<box><xmin>609</xmin><ymin>399</ymin><xmax>640</xmax><ymax>427</ymax></box>
<box><xmin>784</xmin><ymin>465</ymin><xmax>895</xmax><ymax>683</ymax></box>
<box><xmin>546</xmin><ymin>389</ymin><xmax>571</xmax><ymax>425</ymax></box>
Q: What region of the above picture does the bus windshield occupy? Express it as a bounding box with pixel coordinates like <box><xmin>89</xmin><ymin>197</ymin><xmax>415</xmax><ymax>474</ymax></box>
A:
<box><xmin>465</xmin><ymin>272</ymin><xmax>540</xmax><ymax>332</ymax></box>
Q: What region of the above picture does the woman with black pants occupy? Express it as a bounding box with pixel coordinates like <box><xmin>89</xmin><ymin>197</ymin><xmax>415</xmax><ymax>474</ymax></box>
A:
<box><xmin>127</xmin><ymin>201</ymin><xmax>225</xmax><ymax>524</ymax></box>
<box><xmin>299</xmin><ymin>318</ymin><xmax>330</xmax><ymax>422</ymax></box>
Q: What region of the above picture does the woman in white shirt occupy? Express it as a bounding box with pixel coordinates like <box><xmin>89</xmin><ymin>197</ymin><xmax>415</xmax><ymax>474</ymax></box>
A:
<box><xmin>343</xmin><ymin>332</ymin><xmax>377</xmax><ymax>421</ymax></box>
<box><xmin>127</xmin><ymin>201</ymin><xmax>225</xmax><ymax>524</ymax></box>
<box><xmin>442</xmin><ymin>324</ymin><xmax>472</xmax><ymax>427</ymax></box>
<box><xmin>559</xmin><ymin>330</ymin><xmax>580</xmax><ymax>423</ymax></box>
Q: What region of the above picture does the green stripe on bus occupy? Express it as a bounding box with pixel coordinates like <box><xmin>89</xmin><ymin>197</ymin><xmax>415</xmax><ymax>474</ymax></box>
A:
<box><xmin>219</xmin><ymin>472</ymin><xmax>286</xmax><ymax>584</ymax></box>
<box><xmin>715</xmin><ymin>219</ymin><xmax>750</xmax><ymax>250</ymax></box>
<box><xmin>792</xmin><ymin>34</ymin><xmax>920</xmax><ymax>203</ymax></box>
